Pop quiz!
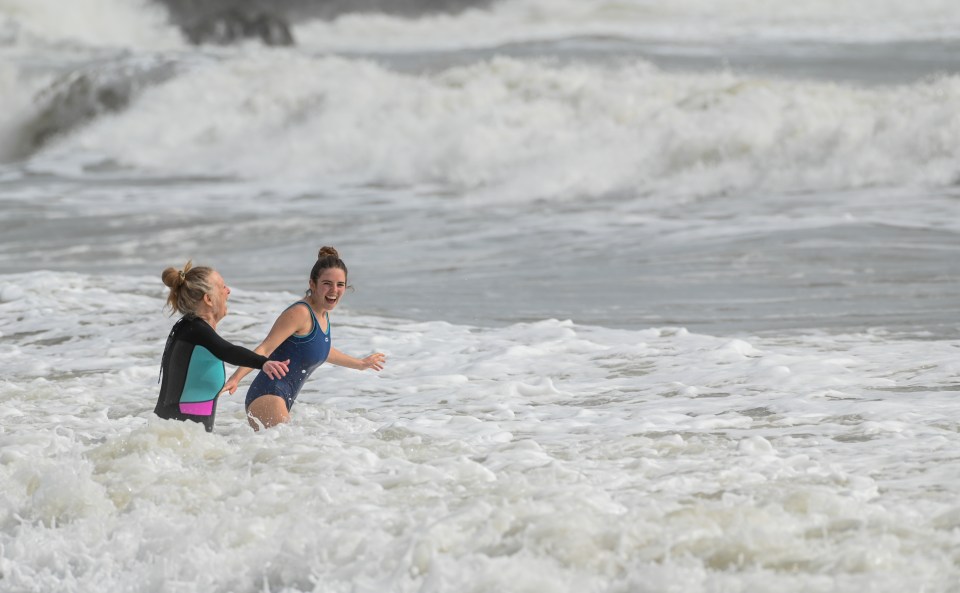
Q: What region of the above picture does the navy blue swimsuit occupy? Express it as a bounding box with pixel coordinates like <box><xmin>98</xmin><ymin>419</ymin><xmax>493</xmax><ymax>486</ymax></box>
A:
<box><xmin>245</xmin><ymin>302</ymin><xmax>331</xmax><ymax>411</ymax></box>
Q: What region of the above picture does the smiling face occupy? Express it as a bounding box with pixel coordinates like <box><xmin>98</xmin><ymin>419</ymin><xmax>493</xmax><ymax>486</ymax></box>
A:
<box><xmin>206</xmin><ymin>271</ymin><xmax>231</xmax><ymax>322</ymax></box>
<box><xmin>309</xmin><ymin>268</ymin><xmax>347</xmax><ymax>312</ymax></box>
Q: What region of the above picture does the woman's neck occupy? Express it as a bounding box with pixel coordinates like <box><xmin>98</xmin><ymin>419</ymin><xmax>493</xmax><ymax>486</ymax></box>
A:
<box><xmin>195</xmin><ymin>309</ymin><xmax>218</xmax><ymax>330</ymax></box>
<box><xmin>306</xmin><ymin>294</ymin><xmax>327</xmax><ymax>315</ymax></box>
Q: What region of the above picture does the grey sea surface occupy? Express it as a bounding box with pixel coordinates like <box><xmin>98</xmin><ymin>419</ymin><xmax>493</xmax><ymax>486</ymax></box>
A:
<box><xmin>3</xmin><ymin>37</ymin><xmax>959</xmax><ymax>337</ymax></box>
<box><xmin>3</xmin><ymin>171</ymin><xmax>959</xmax><ymax>338</ymax></box>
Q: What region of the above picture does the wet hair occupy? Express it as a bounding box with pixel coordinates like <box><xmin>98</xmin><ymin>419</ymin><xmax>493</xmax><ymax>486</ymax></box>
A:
<box><xmin>161</xmin><ymin>260</ymin><xmax>217</xmax><ymax>316</ymax></box>
<box><xmin>308</xmin><ymin>246</ymin><xmax>350</xmax><ymax>293</ymax></box>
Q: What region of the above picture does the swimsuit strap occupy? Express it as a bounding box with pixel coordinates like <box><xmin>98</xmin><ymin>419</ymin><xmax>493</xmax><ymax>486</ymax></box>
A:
<box><xmin>288</xmin><ymin>301</ymin><xmax>319</xmax><ymax>338</ymax></box>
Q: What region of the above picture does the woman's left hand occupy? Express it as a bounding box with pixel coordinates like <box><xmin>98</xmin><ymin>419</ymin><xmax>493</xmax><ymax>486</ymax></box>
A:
<box><xmin>360</xmin><ymin>352</ymin><xmax>386</xmax><ymax>371</ymax></box>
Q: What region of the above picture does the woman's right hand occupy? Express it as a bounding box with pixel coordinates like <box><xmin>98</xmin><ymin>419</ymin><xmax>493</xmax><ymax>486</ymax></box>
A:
<box><xmin>262</xmin><ymin>359</ymin><xmax>290</xmax><ymax>379</ymax></box>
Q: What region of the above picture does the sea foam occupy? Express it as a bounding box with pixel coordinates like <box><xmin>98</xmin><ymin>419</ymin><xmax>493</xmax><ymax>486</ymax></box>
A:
<box><xmin>2</xmin><ymin>271</ymin><xmax>959</xmax><ymax>591</ymax></box>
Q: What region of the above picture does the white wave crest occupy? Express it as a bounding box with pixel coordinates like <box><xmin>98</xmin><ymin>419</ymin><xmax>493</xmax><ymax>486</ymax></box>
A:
<box><xmin>30</xmin><ymin>54</ymin><xmax>960</xmax><ymax>200</ymax></box>
<box><xmin>0</xmin><ymin>0</ymin><xmax>183</xmax><ymax>50</ymax></box>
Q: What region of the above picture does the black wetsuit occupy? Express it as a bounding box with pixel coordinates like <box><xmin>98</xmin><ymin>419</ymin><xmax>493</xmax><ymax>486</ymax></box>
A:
<box><xmin>155</xmin><ymin>315</ymin><xmax>268</xmax><ymax>432</ymax></box>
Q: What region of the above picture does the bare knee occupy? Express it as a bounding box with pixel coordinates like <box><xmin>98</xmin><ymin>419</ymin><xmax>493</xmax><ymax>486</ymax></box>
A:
<box><xmin>246</xmin><ymin>395</ymin><xmax>289</xmax><ymax>431</ymax></box>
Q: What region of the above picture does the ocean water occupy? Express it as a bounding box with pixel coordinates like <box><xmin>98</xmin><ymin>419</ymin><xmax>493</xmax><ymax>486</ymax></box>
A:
<box><xmin>2</xmin><ymin>0</ymin><xmax>960</xmax><ymax>591</ymax></box>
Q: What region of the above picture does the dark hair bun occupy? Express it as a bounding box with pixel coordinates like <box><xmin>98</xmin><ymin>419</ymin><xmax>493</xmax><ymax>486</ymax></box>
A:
<box><xmin>318</xmin><ymin>246</ymin><xmax>339</xmax><ymax>259</ymax></box>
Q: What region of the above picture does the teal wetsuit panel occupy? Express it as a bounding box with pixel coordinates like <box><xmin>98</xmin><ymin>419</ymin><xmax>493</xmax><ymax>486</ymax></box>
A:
<box><xmin>180</xmin><ymin>346</ymin><xmax>225</xmax><ymax>403</ymax></box>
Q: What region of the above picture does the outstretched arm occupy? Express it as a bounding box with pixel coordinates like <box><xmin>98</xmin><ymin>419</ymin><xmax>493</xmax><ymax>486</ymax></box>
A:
<box><xmin>326</xmin><ymin>347</ymin><xmax>386</xmax><ymax>371</ymax></box>
<box><xmin>223</xmin><ymin>304</ymin><xmax>311</xmax><ymax>394</ymax></box>
<box><xmin>185</xmin><ymin>318</ymin><xmax>289</xmax><ymax>388</ymax></box>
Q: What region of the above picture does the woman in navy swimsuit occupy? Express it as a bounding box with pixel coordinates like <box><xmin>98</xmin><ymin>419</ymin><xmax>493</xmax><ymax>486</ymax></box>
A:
<box><xmin>224</xmin><ymin>247</ymin><xmax>386</xmax><ymax>430</ymax></box>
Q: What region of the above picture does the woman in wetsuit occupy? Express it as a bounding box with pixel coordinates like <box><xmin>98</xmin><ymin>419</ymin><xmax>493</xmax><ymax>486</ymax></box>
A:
<box><xmin>155</xmin><ymin>262</ymin><xmax>289</xmax><ymax>432</ymax></box>
<box><xmin>223</xmin><ymin>247</ymin><xmax>386</xmax><ymax>431</ymax></box>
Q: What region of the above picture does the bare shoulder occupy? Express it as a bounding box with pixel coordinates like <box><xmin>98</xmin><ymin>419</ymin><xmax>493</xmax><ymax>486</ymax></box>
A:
<box><xmin>276</xmin><ymin>301</ymin><xmax>313</xmax><ymax>334</ymax></box>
